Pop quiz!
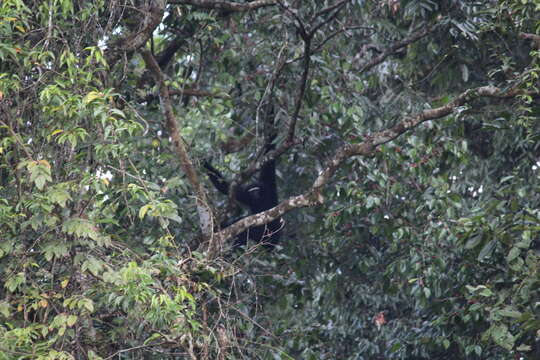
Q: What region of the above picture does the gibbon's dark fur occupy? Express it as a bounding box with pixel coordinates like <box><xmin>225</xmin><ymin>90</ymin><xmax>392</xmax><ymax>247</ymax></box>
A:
<box><xmin>204</xmin><ymin>144</ymin><xmax>282</xmax><ymax>249</ymax></box>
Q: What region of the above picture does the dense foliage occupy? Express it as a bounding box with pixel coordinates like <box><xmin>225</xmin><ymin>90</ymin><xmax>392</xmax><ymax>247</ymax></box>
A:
<box><xmin>0</xmin><ymin>0</ymin><xmax>539</xmax><ymax>359</ymax></box>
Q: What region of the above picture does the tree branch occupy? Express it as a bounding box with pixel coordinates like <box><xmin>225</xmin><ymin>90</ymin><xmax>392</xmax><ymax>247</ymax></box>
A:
<box><xmin>108</xmin><ymin>2</ymin><xmax>165</xmax><ymax>65</ymax></box>
<box><xmin>171</xmin><ymin>0</ymin><xmax>277</xmax><ymax>11</ymax></box>
<box><xmin>312</xmin><ymin>26</ymin><xmax>375</xmax><ymax>55</ymax></box>
<box><xmin>157</xmin><ymin>36</ymin><xmax>188</xmax><ymax>68</ymax></box>
<box><xmin>169</xmin><ymin>88</ymin><xmax>228</xmax><ymax>99</ymax></box>
<box><xmin>140</xmin><ymin>50</ymin><xmax>218</xmax><ymax>253</ymax></box>
<box><xmin>314</xmin><ymin>0</ymin><xmax>351</xmax><ymax>19</ymax></box>
<box><xmin>309</xmin><ymin>0</ymin><xmax>350</xmax><ymax>38</ymax></box>
<box><xmin>286</xmin><ymin>37</ymin><xmax>311</xmax><ymax>143</ymax></box>
<box><xmin>519</xmin><ymin>32</ymin><xmax>540</xmax><ymax>49</ymax></box>
<box><xmin>226</xmin><ymin>1</ymin><xmax>351</xmax><ymax>193</ymax></box>
<box><xmin>278</xmin><ymin>1</ymin><xmax>308</xmax><ymax>39</ymax></box>
<box><xmin>358</xmin><ymin>24</ymin><xmax>433</xmax><ymax>74</ymax></box>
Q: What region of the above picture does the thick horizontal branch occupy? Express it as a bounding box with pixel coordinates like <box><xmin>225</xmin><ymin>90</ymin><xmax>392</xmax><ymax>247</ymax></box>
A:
<box><xmin>171</xmin><ymin>0</ymin><xmax>276</xmax><ymax>11</ymax></box>
<box><xmin>217</xmin><ymin>85</ymin><xmax>534</xmax><ymax>244</ymax></box>
<box><xmin>217</xmin><ymin>193</ymin><xmax>320</xmax><ymax>243</ymax></box>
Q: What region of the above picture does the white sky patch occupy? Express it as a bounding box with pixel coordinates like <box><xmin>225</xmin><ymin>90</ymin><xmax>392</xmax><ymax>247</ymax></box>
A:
<box><xmin>470</xmin><ymin>185</ymin><xmax>483</xmax><ymax>197</ymax></box>
<box><xmin>98</xmin><ymin>38</ymin><xmax>107</xmax><ymax>51</ymax></box>
<box><xmin>96</xmin><ymin>168</ymin><xmax>113</xmax><ymax>181</ymax></box>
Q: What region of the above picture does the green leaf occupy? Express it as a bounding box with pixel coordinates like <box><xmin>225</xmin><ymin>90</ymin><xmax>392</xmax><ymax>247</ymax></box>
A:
<box><xmin>466</xmin><ymin>285</ymin><xmax>493</xmax><ymax>297</ymax></box>
<box><xmin>26</xmin><ymin>160</ymin><xmax>52</xmax><ymax>190</ymax></box>
<box><xmin>0</xmin><ymin>301</ymin><xmax>11</xmax><ymax>318</ymax></box>
<box><xmin>139</xmin><ymin>204</ymin><xmax>152</xmax><ymax>219</ymax></box>
<box><xmin>42</xmin><ymin>242</ymin><xmax>69</xmax><ymax>261</ymax></box>
<box><xmin>497</xmin><ymin>308</ymin><xmax>521</xmax><ymax>318</ymax></box>
<box><xmin>81</xmin><ymin>299</ymin><xmax>94</xmax><ymax>313</ymax></box>
<box><xmin>443</xmin><ymin>339</ymin><xmax>450</xmax><ymax>350</ymax></box>
<box><xmin>144</xmin><ymin>333</ymin><xmax>163</xmax><ymax>345</ymax></box>
<box><xmin>67</xmin><ymin>315</ymin><xmax>78</xmax><ymax>327</ymax></box>
<box><xmin>506</xmin><ymin>247</ymin><xmax>520</xmax><ymax>263</ymax></box>
<box><xmin>81</xmin><ymin>256</ymin><xmax>103</xmax><ymax>276</ymax></box>
<box><xmin>478</xmin><ymin>239</ymin><xmax>496</xmax><ymax>261</ymax></box>
<box><xmin>491</xmin><ymin>324</ymin><xmax>515</xmax><ymax>350</ymax></box>
<box><xmin>62</xmin><ymin>218</ymin><xmax>99</xmax><ymax>240</ymax></box>
<box><xmin>5</xmin><ymin>273</ymin><xmax>25</xmax><ymax>292</ymax></box>
<box><xmin>465</xmin><ymin>235</ymin><xmax>482</xmax><ymax>249</ymax></box>
<box><xmin>83</xmin><ymin>91</ymin><xmax>103</xmax><ymax>104</ymax></box>
<box><xmin>389</xmin><ymin>342</ymin><xmax>402</xmax><ymax>352</ymax></box>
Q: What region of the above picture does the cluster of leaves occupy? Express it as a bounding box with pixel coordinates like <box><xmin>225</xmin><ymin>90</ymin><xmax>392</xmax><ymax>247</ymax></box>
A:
<box><xmin>0</xmin><ymin>1</ymin><xmax>215</xmax><ymax>358</ymax></box>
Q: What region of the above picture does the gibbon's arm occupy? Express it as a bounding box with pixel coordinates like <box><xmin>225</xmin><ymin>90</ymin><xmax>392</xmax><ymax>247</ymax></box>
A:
<box><xmin>203</xmin><ymin>161</ymin><xmax>230</xmax><ymax>195</ymax></box>
<box><xmin>204</xmin><ymin>161</ymin><xmax>256</xmax><ymax>208</ymax></box>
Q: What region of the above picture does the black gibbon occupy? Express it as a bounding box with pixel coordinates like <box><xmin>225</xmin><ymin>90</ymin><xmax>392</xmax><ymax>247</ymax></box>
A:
<box><xmin>204</xmin><ymin>144</ymin><xmax>282</xmax><ymax>249</ymax></box>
